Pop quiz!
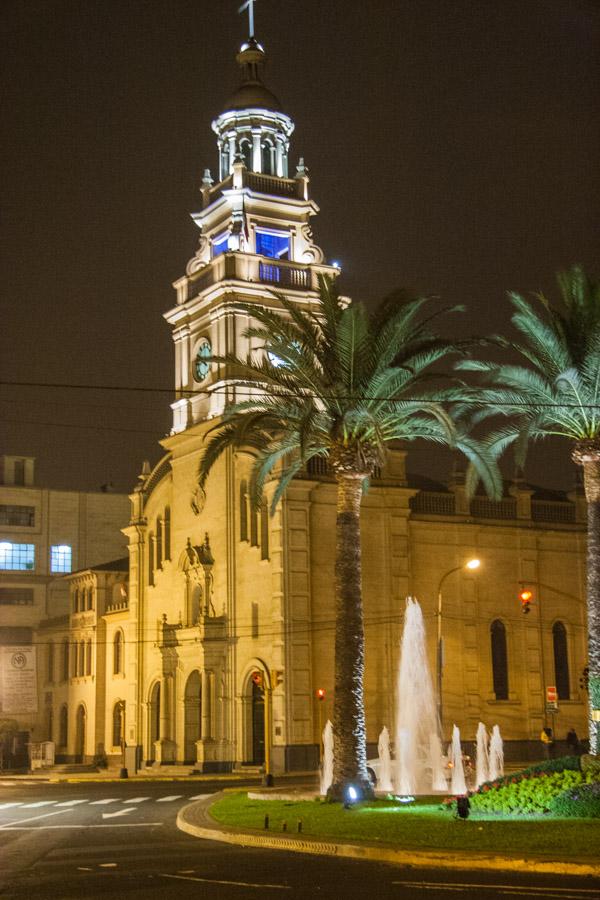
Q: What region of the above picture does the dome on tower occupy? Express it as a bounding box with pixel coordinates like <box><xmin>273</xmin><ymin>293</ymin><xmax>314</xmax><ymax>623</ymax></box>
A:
<box><xmin>222</xmin><ymin>39</ymin><xmax>283</xmax><ymax>113</ymax></box>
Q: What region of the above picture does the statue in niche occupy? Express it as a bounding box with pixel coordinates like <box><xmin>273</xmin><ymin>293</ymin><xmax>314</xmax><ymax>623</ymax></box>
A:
<box><xmin>180</xmin><ymin>535</ymin><xmax>216</xmax><ymax>622</ymax></box>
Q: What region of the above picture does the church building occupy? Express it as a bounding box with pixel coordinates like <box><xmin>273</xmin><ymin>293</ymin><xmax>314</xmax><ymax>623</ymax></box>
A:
<box><xmin>36</xmin><ymin>28</ymin><xmax>589</xmax><ymax>771</ymax></box>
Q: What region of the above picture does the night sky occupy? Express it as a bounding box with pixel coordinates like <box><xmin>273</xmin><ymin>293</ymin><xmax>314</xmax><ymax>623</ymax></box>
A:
<box><xmin>2</xmin><ymin>0</ymin><xmax>599</xmax><ymax>494</ymax></box>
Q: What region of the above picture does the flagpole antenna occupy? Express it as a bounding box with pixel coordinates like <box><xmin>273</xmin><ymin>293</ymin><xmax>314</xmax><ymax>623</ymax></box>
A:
<box><xmin>238</xmin><ymin>0</ymin><xmax>256</xmax><ymax>39</ymax></box>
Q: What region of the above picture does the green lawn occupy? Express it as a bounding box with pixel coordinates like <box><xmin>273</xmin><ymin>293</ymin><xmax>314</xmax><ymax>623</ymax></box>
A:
<box><xmin>209</xmin><ymin>793</ymin><xmax>600</xmax><ymax>860</ymax></box>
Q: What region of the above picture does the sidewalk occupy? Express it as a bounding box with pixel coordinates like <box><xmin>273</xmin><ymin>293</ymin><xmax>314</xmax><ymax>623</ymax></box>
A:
<box><xmin>176</xmin><ymin>792</ymin><xmax>600</xmax><ymax>879</ymax></box>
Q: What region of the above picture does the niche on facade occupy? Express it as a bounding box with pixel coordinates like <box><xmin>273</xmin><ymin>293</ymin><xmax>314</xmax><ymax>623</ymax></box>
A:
<box><xmin>179</xmin><ymin>534</ymin><xmax>216</xmax><ymax>625</ymax></box>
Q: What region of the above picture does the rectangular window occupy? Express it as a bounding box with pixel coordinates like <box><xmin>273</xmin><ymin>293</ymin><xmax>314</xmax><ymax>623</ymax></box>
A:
<box><xmin>0</xmin><ymin>542</ymin><xmax>35</xmax><ymax>571</ymax></box>
<box><xmin>255</xmin><ymin>229</ymin><xmax>289</xmax><ymax>260</ymax></box>
<box><xmin>0</xmin><ymin>588</ymin><xmax>34</xmax><ymax>605</ymax></box>
<box><xmin>50</xmin><ymin>545</ymin><xmax>72</xmax><ymax>573</ymax></box>
<box><xmin>212</xmin><ymin>232</ymin><xmax>229</xmax><ymax>257</ymax></box>
<box><xmin>0</xmin><ymin>505</ymin><xmax>35</xmax><ymax>527</ymax></box>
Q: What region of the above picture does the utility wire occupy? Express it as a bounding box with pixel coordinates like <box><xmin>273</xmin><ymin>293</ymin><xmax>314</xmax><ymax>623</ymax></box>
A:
<box><xmin>2</xmin><ymin>379</ymin><xmax>600</xmax><ymax>410</ymax></box>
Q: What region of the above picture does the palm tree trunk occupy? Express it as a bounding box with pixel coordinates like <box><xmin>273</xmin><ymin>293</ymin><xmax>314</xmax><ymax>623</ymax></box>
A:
<box><xmin>581</xmin><ymin>457</ymin><xmax>600</xmax><ymax>755</ymax></box>
<box><xmin>329</xmin><ymin>472</ymin><xmax>373</xmax><ymax>800</ymax></box>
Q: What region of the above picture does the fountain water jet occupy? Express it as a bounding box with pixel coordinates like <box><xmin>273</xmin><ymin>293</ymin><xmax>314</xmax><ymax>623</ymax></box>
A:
<box><xmin>376</xmin><ymin>726</ymin><xmax>394</xmax><ymax>792</ymax></box>
<box><xmin>475</xmin><ymin>722</ymin><xmax>490</xmax><ymax>788</ymax></box>
<box><xmin>488</xmin><ymin>724</ymin><xmax>504</xmax><ymax>781</ymax></box>
<box><xmin>395</xmin><ymin>597</ymin><xmax>446</xmax><ymax>794</ymax></box>
<box><xmin>449</xmin><ymin>724</ymin><xmax>467</xmax><ymax>794</ymax></box>
<box><xmin>320</xmin><ymin>720</ymin><xmax>334</xmax><ymax>795</ymax></box>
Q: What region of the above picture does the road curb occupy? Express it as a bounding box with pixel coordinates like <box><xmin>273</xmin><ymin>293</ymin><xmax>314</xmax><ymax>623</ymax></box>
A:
<box><xmin>176</xmin><ymin>795</ymin><xmax>600</xmax><ymax>878</ymax></box>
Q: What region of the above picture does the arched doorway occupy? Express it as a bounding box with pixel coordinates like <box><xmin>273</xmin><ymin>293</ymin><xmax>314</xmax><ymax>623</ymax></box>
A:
<box><xmin>184</xmin><ymin>671</ymin><xmax>201</xmax><ymax>764</ymax></box>
<box><xmin>251</xmin><ymin>679</ymin><xmax>265</xmax><ymax>765</ymax></box>
<box><xmin>148</xmin><ymin>682</ymin><xmax>160</xmax><ymax>763</ymax></box>
<box><xmin>75</xmin><ymin>705</ymin><xmax>86</xmax><ymax>763</ymax></box>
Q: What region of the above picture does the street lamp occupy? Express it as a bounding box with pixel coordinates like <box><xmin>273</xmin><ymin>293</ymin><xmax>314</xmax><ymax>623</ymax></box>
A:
<box><xmin>436</xmin><ymin>558</ymin><xmax>480</xmax><ymax>735</ymax></box>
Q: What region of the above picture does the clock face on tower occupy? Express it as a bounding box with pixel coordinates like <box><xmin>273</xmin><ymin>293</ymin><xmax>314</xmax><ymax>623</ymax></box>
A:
<box><xmin>194</xmin><ymin>339</ymin><xmax>211</xmax><ymax>382</ymax></box>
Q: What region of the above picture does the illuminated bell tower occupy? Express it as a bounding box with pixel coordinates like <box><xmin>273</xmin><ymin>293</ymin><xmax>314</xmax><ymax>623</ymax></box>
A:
<box><xmin>165</xmin><ymin>35</ymin><xmax>338</xmax><ymax>432</ymax></box>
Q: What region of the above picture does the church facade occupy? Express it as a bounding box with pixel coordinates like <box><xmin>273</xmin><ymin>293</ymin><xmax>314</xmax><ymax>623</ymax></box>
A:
<box><xmin>36</xmin><ymin>36</ymin><xmax>589</xmax><ymax>771</ymax></box>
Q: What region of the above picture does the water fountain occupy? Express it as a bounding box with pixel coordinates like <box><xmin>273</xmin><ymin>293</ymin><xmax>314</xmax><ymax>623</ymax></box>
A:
<box><xmin>320</xmin><ymin>719</ymin><xmax>334</xmax><ymax>795</ymax></box>
<box><xmin>449</xmin><ymin>724</ymin><xmax>467</xmax><ymax>794</ymax></box>
<box><xmin>395</xmin><ymin>597</ymin><xmax>447</xmax><ymax>794</ymax></box>
<box><xmin>475</xmin><ymin>721</ymin><xmax>490</xmax><ymax>787</ymax></box>
<box><xmin>488</xmin><ymin>724</ymin><xmax>504</xmax><ymax>781</ymax></box>
<box><xmin>376</xmin><ymin>726</ymin><xmax>394</xmax><ymax>792</ymax></box>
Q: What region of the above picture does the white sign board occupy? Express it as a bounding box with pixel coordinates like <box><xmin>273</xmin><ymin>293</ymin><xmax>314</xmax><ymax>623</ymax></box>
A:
<box><xmin>0</xmin><ymin>646</ymin><xmax>38</xmax><ymax>714</ymax></box>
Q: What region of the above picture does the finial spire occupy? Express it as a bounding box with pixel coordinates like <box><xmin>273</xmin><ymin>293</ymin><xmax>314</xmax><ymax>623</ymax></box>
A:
<box><xmin>238</xmin><ymin>0</ymin><xmax>257</xmax><ymax>39</ymax></box>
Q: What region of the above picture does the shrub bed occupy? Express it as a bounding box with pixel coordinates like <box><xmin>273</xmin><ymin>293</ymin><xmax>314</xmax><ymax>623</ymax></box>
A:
<box><xmin>548</xmin><ymin>782</ymin><xmax>600</xmax><ymax>818</ymax></box>
<box><xmin>470</xmin><ymin>768</ymin><xmax>587</xmax><ymax>815</ymax></box>
<box><xmin>468</xmin><ymin>755</ymin><xmax>600</xmax><ymax>816</ymax></box>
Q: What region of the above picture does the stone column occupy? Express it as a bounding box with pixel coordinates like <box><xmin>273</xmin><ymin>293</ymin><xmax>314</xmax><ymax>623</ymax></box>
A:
<box><xmin>201</xmin><ymin>669</ymin><xmax>211</xmax><ymax>740</ymax></box>
<box><xmin>252</xmin><ymin>128</ymin><xmax>262</xmax><ymax>172</ymax></box>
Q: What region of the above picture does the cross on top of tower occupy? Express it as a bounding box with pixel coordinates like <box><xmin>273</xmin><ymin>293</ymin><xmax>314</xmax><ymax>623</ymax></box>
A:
<box><xmin>238</xmin><ymin>0</ymin><xmax>257</xmax><ymax>39</ymax></box>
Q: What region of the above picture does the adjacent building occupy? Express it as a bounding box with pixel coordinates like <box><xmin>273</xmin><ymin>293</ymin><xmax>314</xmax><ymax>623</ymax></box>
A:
<box><xmin>0</xmin><ymin>455</ymin><xmax>129</xmax><ymax>766</ymax></box>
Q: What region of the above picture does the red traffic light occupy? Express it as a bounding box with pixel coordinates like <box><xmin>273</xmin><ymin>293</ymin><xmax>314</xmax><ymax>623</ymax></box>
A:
<box><xmin>519</xmin><ymin>589</ymin><xmax>533</xmax><ymax>613</ymax></box>
<box><xmin>251</xmin><ymin>671</ymin><xmax>263</xmax><ymax>687</ymax></box>
<box><xmin>316</xmin><ymin>688</ymin><xmax>326</xmax><ymax>701</ymax></box>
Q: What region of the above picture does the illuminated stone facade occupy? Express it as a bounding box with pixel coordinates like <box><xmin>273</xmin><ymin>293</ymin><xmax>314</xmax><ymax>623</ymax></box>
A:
<box><xmin>32</xmin><ymin>40</ymin><xmax>590</xmax><ymax>770</ymax></box>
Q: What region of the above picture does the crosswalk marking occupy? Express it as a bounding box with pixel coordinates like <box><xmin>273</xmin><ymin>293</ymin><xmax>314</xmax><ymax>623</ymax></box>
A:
<box><xmin>21</xmin><ymin>801</ymin><xmax>55</xmax><ymax>808</ymax></box>
<box><xmin>0</xmin><ymin>792</ymin><xmax>209</xmax><ymax>811</ymax></box>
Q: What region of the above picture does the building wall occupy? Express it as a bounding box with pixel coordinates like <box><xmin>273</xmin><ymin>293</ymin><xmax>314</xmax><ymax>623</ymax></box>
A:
<box><xmin>0</xmin><ymin>464</ymin><xmax>129</xmax><ymax>741</ymax></box>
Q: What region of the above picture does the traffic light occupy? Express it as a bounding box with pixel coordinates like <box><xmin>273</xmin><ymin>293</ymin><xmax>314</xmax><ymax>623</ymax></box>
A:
<box><xmin>519</xmin><ymin>589</ymin><xmax>533</xmax><ymax>614</ymax></box>
<box><xmin>316</xmin><ymin>688</ymin><xmax>326</xmax><ymax>701</ymax></box>
<box><xmin>251</xmin><ymin>671</ymin><xmax>263</xmax><ymax>688</ymax></box>
<box><xmin>271</xmin><ymin>669</ymin><xmax>283</xmax><ymax>688</ymax></box>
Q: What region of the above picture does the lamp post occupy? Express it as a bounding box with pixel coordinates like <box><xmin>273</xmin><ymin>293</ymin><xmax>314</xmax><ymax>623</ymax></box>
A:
<box><xmin>436</xmin><ymin>558</ymin><xmax>480</xmax><ymax>735</ymax></box>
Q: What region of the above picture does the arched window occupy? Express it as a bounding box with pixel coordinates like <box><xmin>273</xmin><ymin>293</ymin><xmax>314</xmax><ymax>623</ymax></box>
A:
<box><xmin>87</xmin><ymin>587</ymin><xmax>93</xmax><ymax>611</ymax></box>
<box><xmin>164</xmin><ymin>507</ymin><xmax>171</xmax><ymax>561</ymax></box>
<box><xmin>240</xmin><ymin>480</ymin><xmax>248</xmax><ymax>542</ymax></box>
<box><xmin>73</xmin><ymin>589</ymin><xmax>79</xmax><ymax>613</ymax></box>
<box><xmin>491</xmin><ymin>619</ymin><xmax>509</xmax><ymax>700</ymax></box>
<box><xmin>71</xmin><ymin>641</ymin><xmax>78</xmax><ymax>678</ymax></box>
<box><xmin>59</xmin><ymin>705</ymin><xmax>68</xmax><ymax>747</ymax></box>
<box><xmin>112</xmin><ymin>702</ymin><xmax>123</xmax><ymax>748</ymax></box>
<box><xmin>78</xmin><ymin>640</ymin><xmax>85</xmax><ymax>677</ymax></box>
<box><xmin>85</xmin><ymin>640</ymin><xmax>92</xmax><ymax>676</ymax></box>
<box><xmin>148</xmin><ymin>532</ymin><xmax>154</xmax><ymax>586</ymax></box>
<box><xmin>156</xmin><ymin>518</ymin><xmax>163</xmax><ymax>570</ymax></box>
<box><xmin>113</xmin><ymin>630</ymin><xmax>124</xmax><ymax>675</ymax></box>
<box><xmin>240</xmin><ymin>138</ymin><xmax>252</xmax><ymax>169</ymax></box>
<box><xmin>553</xmin><ymin>621</ymin><xmax>570</xmax><ymax>700</ymax></box>
<box><xmin>261</xmin><ymin>140</ymin><xmax>274</xmax><ymax>174</ymax></box>
<box><xmin>260</xmin><ymin>498</ymin><xmax>269</xmax><ymax>560</ymax></box>
<box><xmin>47</xmin><ymin>641</ymin><xmax>54</xmax><ymax>683</ymax></box>
<box><xmin>62</xmin><ymin>639</ymin><xmax>69</xmax><ymax>681</ymax></box>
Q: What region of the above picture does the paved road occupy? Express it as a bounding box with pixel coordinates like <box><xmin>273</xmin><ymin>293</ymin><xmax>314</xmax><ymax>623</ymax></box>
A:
<box><xmin>0</xmin><ymin>780</ymin><xmax>598</xmax><ymax>899</ymax></box>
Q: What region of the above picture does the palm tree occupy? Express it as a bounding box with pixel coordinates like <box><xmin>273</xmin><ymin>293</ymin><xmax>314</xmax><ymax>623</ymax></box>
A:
<box><xmin>457</xmin><ymin>265</ymin><xmax>600</xmax><ymax>754</ymax></box>
<box><xmin>199</xmin><ymin>275</ymin><xmax>501</xmax><ymax>799</ymax></box>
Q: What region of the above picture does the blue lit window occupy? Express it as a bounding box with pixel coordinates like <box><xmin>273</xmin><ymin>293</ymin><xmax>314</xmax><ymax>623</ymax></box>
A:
<box><xmin>212</xmin><ymin>233</ymin><xmax>229</xmax><ymax>257</ymax></box>
<box><xmin>51</xmin><ymin>545</ymin><xmax>72</xmax><ymax>574</ymax></box>
<box><xmin>0</xmin><ymin>542</ymin><xmax>35</xmax><ymax>571</ymax></box>
<box><xmin>255</xmin><ymin>229</ymin><xmax>289</xmax><ymax>260</ymax></box>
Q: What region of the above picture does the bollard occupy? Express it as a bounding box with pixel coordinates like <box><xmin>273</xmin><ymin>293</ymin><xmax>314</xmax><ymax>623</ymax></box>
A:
<box><xmin>264</xmin><ymin>814</ymin><xmax>269</xmax><ymax>830</ymax></box>
<box><xmin>282</xmin><ymin>821</ymin><xmax>287</xmax><ymax>832</ymax></box>
<box><xmin>297</xmin><ymin>820</ymin><xmax>302</xmax><ymax>833</ymax></box>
